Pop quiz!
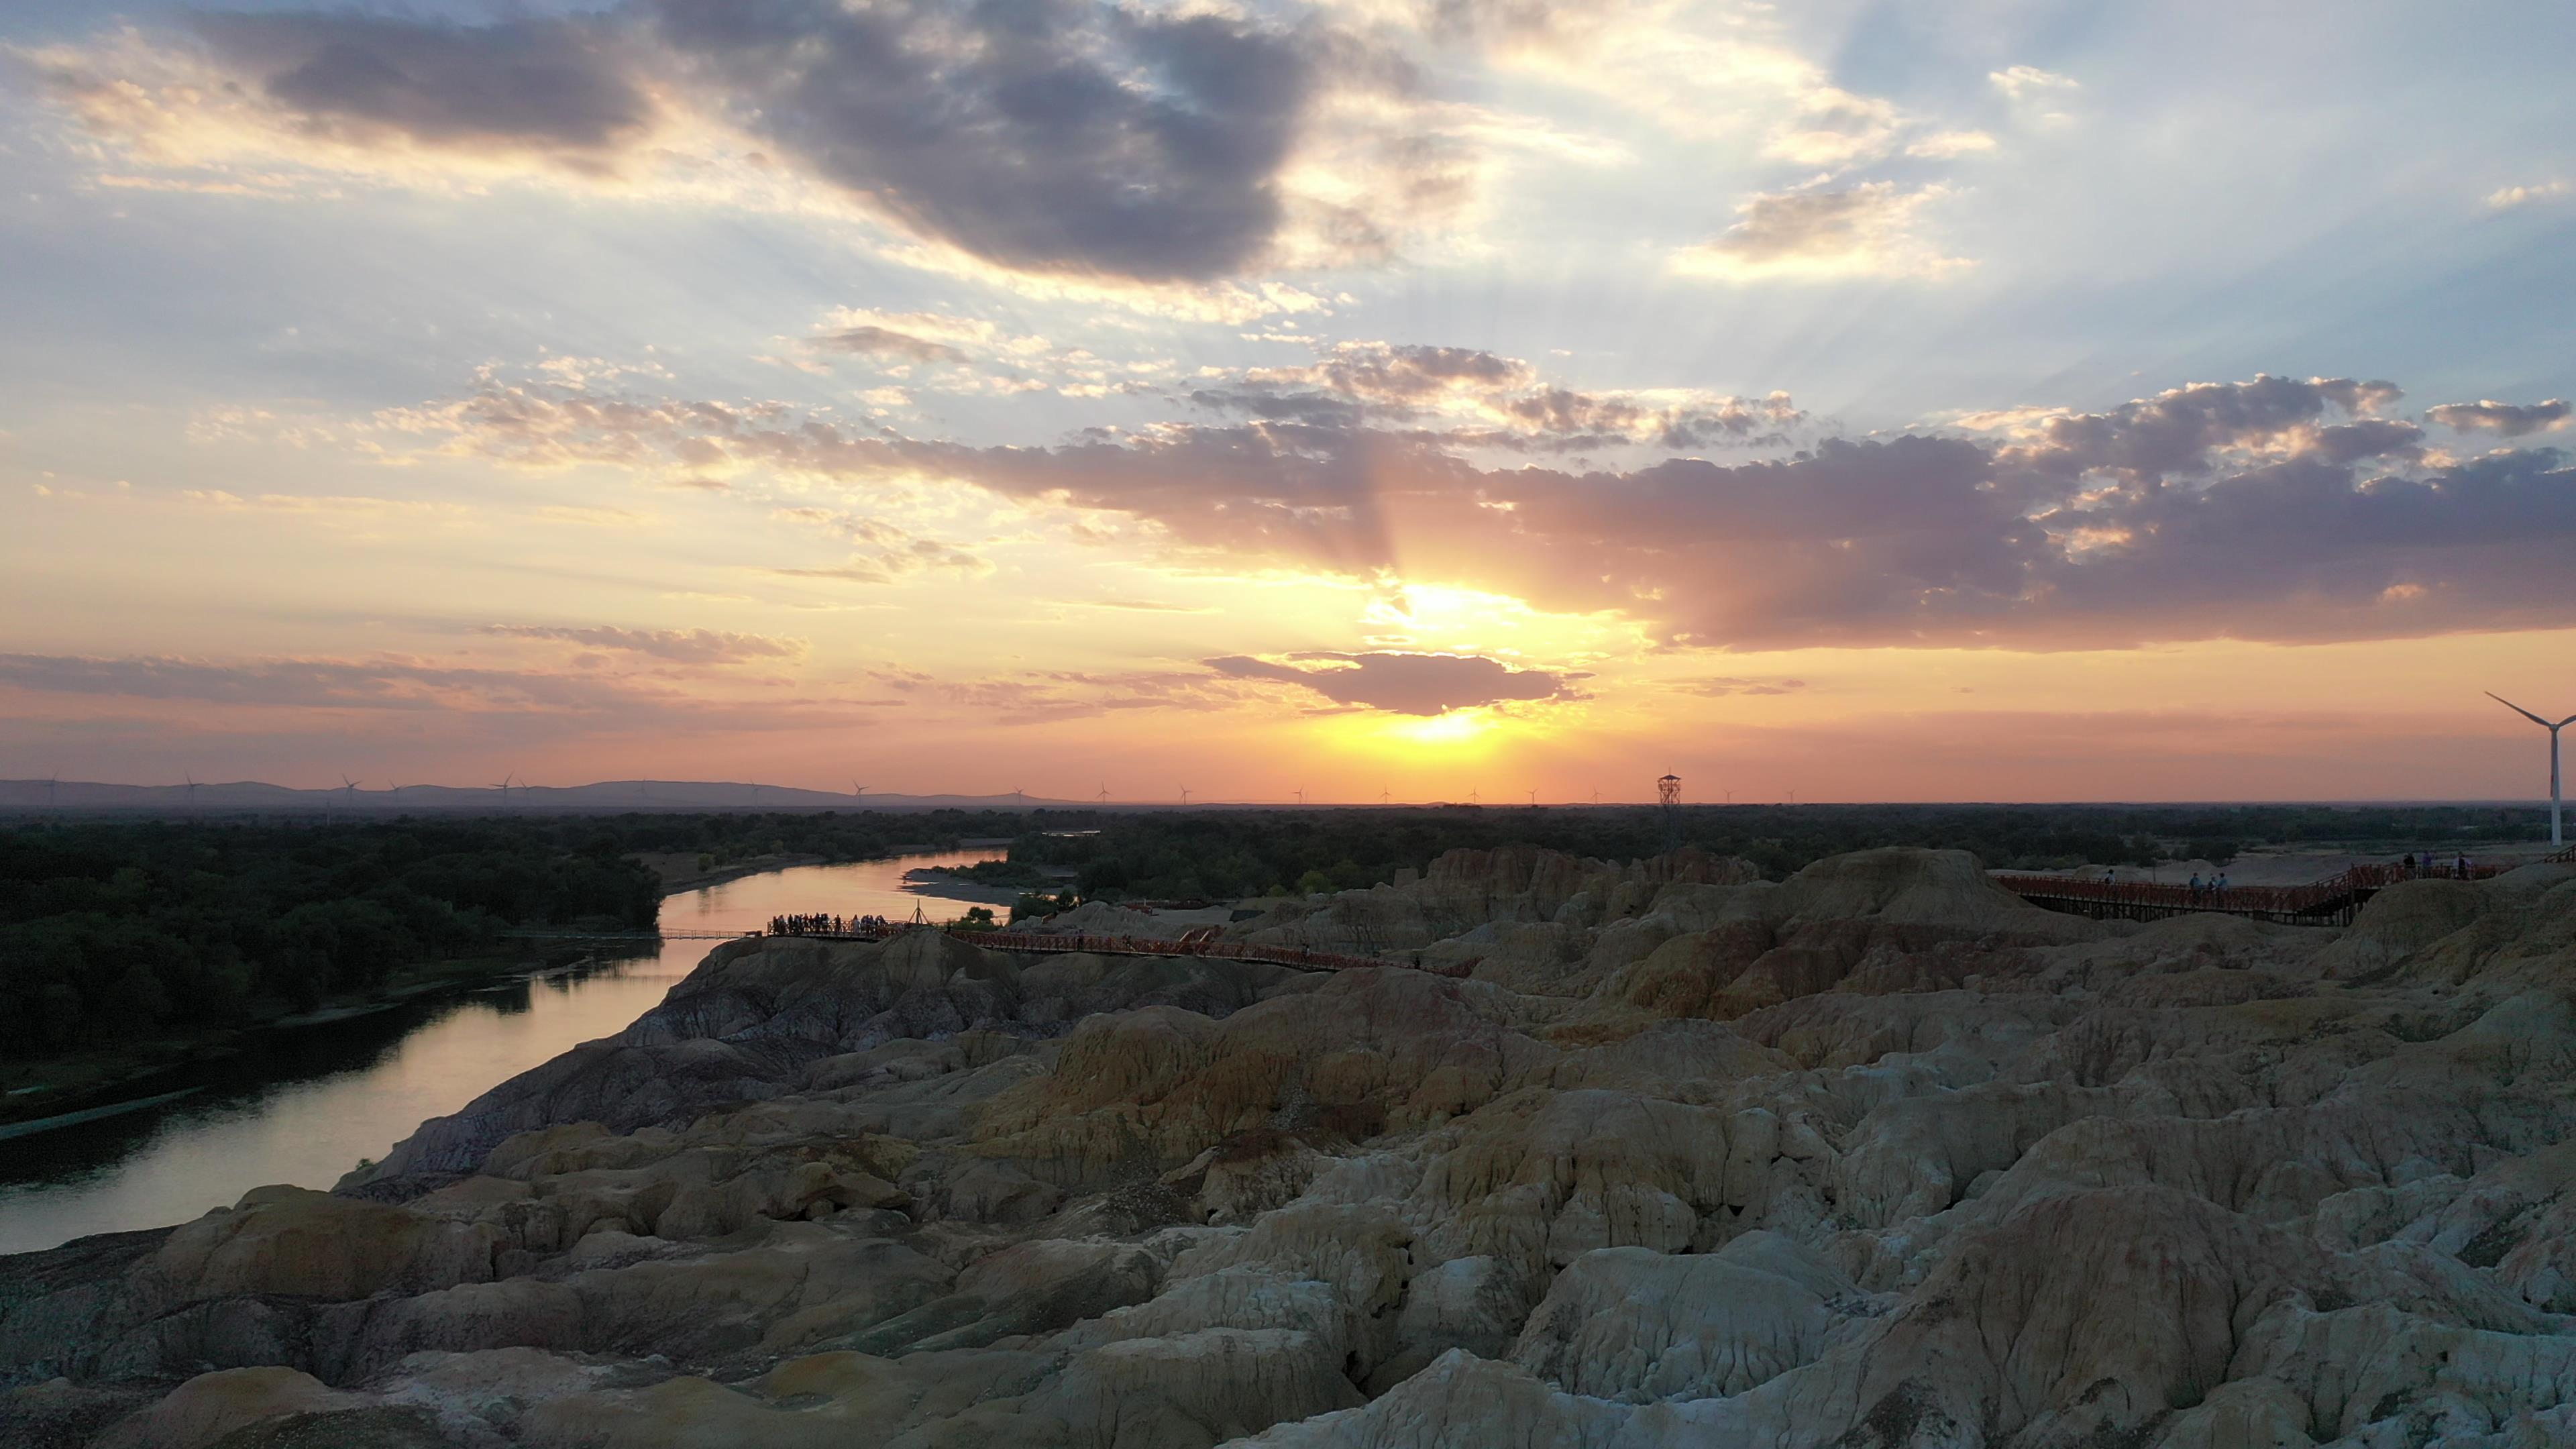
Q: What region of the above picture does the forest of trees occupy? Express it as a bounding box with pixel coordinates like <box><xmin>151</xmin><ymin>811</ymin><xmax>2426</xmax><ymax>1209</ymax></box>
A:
<box><xmin>0</xmin><ymin>807</ymin><xmax>1076</xmax><ymax>1056</ymax></box>
<box><xmin>0</xmin><ymin>819</ymin><xmax>659</xmax><ymax>1055</ymax></box>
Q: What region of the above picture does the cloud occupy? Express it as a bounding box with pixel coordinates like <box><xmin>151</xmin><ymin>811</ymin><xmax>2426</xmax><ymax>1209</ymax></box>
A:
<box><xmin>380</xmin><ymin>365</ymin><xmax>2576</xmax><ymax>653</ymax></box>
<box><xmin>480</xmin><ymin>624</ymin><xmax>805</xmax><ymax>663</ymax></box>
<box><xmin>857</xmin><ymin>663</ymin><xmax>1258</xmax><ymax>726</ymax></box>
<box><xmin>2426</xmin><ymin>398</ymin><xmax>2571</xmax><ymax>437</ymax></box>
<box><xmin>2485</xmin><ymin>181</ymin><xmax>2568</xmax><ymax>210</ymax></box>
<box><xmin>0</xmin><ymin>651</ymin><xmax>678</xmax><ymax>714</ymax></box>
<box><xmin>181</xmin><ymin>489</ymin><xmax>471</xmax><ymax>519</ymax></box>
<box><xmin>1672</xmin><ymin>182</ymin><xmax>1967</xmax><ymax>281</ymax></box>
<box><xmin>767</xmin><ymin>508</ymin><xmax>996</xmax><ymax>578</ymax></box>
<box><xmin>664</xmin><ymin>3</ymin><xmax>1286</xmax><ymax>279</ymax></box>
<box><xmin>1187</xmin><ymin>340</ymin><xmax>1805</xmax><ymax>453</ymax></box>
<box><xmin>1688</xmin><ymin>677</ymin><xmax>1808</xmax><ymax>696</ymax></box>
<box><xmin>25</xmin><ymin>1</ymin><xmax>1460</xmax><ymax>288</ymax></box>
<box><xmin>1989</xmin><ymin>64</ymin><xmax>2078</xmax><ymax>100</ymax></box>
<box><xmin>1905</xmin><ymin>130</ymin><xmax>1996</xmax><ymax>160</ymax></box>
<box><xmin>814</xmin><ymin>325</ymin><xmax>971</xmax><ymax>365</ymax></box>
<box><xmin>192</xmin><ymin>12</ymin><xmax>652</xmax><ymax>161</ymax></box>
<box><xmin>1207</xmin><ymin>651</ymin><xmax>1584</xmax><ymax>715</ymax></box>
<box><xmin>794</xmin><ymin>307</ymin><xmax>1175</xmax><ymax>398</ymax></box>
<box><xmin>1991</xmin><ymin>374</ymin><xmax>2413</xmax><ymax>482</ymax></box>
<box><xmin>763</xmin><ymin>564</ymin><xmax>896</xmax><ymax>584</ymax></box>
<box><xmin>0</xmin><ymin>652</ymin><xmax>919</xmax><ymax>757</ymax></box>
<box><xmin>1765</xmin><ymin>88</ymin><xmax>1902</xmax><ymax>166</ymax></box>
<box><xmin>648</xmin><ymin>0</ymin><xmax>1375</xmax><ymax>282</ymax></box>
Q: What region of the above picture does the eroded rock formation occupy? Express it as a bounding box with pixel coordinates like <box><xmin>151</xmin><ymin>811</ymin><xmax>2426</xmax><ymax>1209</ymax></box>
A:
<box><xmin>7</xmin><ymin>845</ymin><xmax>2576</xmax><ymax>1448</ymax></box>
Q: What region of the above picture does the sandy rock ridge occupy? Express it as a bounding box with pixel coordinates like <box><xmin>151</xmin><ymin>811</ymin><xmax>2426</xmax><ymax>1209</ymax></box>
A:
<box><xmin>3</xmin><ymin>847</ymin><xmax>2574</xmax><ymax>1448</ymax></box>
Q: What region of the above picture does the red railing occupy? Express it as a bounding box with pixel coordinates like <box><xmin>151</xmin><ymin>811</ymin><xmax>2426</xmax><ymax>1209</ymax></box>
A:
<box><xmin>1996</xmin><ymin>857</ymin><xmax>2518</xmax><ymax>924</ymax></box>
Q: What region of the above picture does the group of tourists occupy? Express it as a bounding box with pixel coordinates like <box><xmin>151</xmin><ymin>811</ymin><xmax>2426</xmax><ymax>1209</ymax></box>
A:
<box><xmin>2184</xmin><ymin>871</ymin><xmax>2231</xmax><ymax>905</ymax></box>
<box><xmin>767</xmin><ymin>912</ymin><xmax>897</xmax><ymax>936</ymax></box>
<box><xmin>2398</xmin><ymin>853</ymin><xmax>2476</xmax><ymax>879</ymax></box>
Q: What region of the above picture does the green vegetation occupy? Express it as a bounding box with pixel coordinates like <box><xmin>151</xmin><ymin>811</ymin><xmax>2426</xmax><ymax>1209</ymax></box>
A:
<box><xmin>588</xmin><ymin>809</ymin><xmax>1037</xmax><ymax>870</ymax></box>
<box><xmin>1010</xmin><ymin>889</ymin><xmax>1081</xmax><ymax>924</ymax></box>
<box><xmin>0</xmin><ymin>818</ymin><xmax>661</xmax><ymax>1055</ymax></box>
<box><xmin>1008</xmin><ymin>802</ymin><xmax>2558</xmax><ymax>903</ymax></box>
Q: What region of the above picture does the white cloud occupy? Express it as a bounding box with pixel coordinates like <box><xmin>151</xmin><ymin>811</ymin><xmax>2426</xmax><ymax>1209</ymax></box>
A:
<box><xmin>1671</xmin><ymin>182</ymin><xmax>1970</xmax><ymax>282</ymax></box>
<box><xmin>2486</xmin><ymin>180</ymin><xmax>2569</xmax><ymax>209</ymax></box>
<box><xmin>1989</xmin><ymin>64</ymin><xmax>2079</xmax><ymax>100</ymax></box>
<box><xmin>1905</xmin><ymin>130</ymin><xmax>1998</xmax><ymax>160</ymax></box>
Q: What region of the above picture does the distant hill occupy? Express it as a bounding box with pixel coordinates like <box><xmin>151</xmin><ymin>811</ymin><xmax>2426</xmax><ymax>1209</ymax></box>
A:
<box><xmin>0</xmin><ymin>778</ymin><xmax>1090</xmax><ymax>816</ymax></box>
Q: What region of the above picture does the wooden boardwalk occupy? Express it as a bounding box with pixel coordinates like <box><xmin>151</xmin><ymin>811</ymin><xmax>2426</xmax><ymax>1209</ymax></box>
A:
<box><xmin>1998</xmin><ymin>845</ymin><xmax>2573</xmax><ymax>926</ymax></box>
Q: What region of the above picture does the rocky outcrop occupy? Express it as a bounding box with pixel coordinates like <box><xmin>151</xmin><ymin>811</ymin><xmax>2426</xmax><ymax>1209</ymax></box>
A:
<box><xmin>7</xmin><ymin>847</ymin><xmax>2576</xmax><ymax>1449</ymax></box>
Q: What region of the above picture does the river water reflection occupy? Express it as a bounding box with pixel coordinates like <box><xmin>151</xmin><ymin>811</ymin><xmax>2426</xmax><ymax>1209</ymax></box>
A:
<box><xmin>0</xmin><ymin>852</ymin><xmax>1003</xmax><ymax>1256</ymax></box>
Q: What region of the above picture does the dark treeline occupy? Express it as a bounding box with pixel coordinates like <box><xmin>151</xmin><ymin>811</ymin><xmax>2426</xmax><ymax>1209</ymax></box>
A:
<box><xmin>0</xmin><ymin>808</ymin><xmax>1090</xmax><ymax>1057</ymax></box>
<box><xmin>0</xmin><ymin>819</ymin><xmax>660</xmax><ymax>1055</ymax></box>
<box><xmin>1008</xmin><ymin>802</ymin><xmax>2559</xmax><ymax>903</ymax></box>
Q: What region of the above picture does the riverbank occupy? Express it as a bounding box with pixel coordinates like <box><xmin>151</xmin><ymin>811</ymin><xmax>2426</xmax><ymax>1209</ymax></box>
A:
<box><xmin>632</xmin><ymin>851</ymin><xmax>829</xmax><ymax>894</ymax></box>
<box><xmin>1</xmin><ymin>849</ymin><xmax>1007</xmax><ymax>1134</ymax></box>
<box><xmin>909</xmin><ymin>861</ymin><xmax>1078</xmax><ymax>906</ymax></box>
<box><xmin>903</xmin><ymin>868</ymin><xmax>1034</xmax><ymax>906</ymax></box>
<box><xmin>0</xmin><ymin>949</ymin><xmax>559</xmax><ymax>1131</ymax></box>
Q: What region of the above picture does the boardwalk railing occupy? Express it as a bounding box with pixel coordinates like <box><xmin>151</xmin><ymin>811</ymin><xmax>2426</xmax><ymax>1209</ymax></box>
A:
<box><xmin>1996</xmin><ymin>855</ymin><xmax>2535</xmax><ymax>926</ymax></box>
<box><xmin>761</xmin><ymin>918</ymin><xmax>1468</xmax><ymax>977</ymax></box>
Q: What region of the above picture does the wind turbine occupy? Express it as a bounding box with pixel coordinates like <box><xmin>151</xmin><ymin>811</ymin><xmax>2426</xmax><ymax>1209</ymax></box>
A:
<box><xmin>1179</xmin><ymin>786</ymin><xmax>1193</xmax><ymax>806</ymax></box>
<box><xmin>183</xmin><ymin>771</ymin><xmax>197</xmax><ymax>813</ymax></box>
<box><xmin>2489</xmin><ymin>692</ymin><xmax>2575</xmax><ymax>847</ymax></box>
<box><xmin>852</xmin><ymin>782</ymin><xmax>869</xmax><ymax>801</ymax></box>
<box><xmin>1380</xmin><ymin>787</ymin><xmax>1390</xmax><ymax>805</ymax></box>
<box><xmin>44</xmin><ymin>771</ymin><xmax>57</xmax><ymax>811</ymax></box>
<box><xmin>1096</xmin><ymin>782</ymin><xmax>1110</xmax><ymax>804</ymax></box>
<box><xmin>1527</xmin><ymin>789</ymin><xmax>1538</xmax><ymax>807</ymax></box>
<box><xmin>490</xmin><ymin>773</ymin><xmax>514</xmax><ymax>808</ymax></box>
<box><xmin>1294</xmin><ymin>786</ymin><xmax>1305</xmax><ymax>806</ymax></box>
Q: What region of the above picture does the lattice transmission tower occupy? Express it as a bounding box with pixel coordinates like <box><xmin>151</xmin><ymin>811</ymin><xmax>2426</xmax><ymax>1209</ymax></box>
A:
<box><xmin>1657</xmin><ymin>773</ymin><xmax>1682</xmax><ymax>852</ymax></box>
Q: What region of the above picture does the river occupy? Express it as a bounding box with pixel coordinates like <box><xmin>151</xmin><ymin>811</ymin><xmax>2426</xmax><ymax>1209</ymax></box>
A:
<box><xmin>0</xmin><ymin>852</ymin><xmax>1005</xmax><ymax>1256</ymax></box>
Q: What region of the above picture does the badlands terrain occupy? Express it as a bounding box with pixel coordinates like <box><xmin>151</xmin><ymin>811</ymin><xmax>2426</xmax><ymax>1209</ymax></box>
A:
<box><xmin>6</xmin><ymin>845</ymin><xmax>2576</xmax><ymax>1448</ymax></box>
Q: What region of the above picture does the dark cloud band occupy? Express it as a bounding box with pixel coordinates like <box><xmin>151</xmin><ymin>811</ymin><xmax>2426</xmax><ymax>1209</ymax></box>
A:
<box><xmin>408</xmin><ymin>368</ymin><xmax>2576</xmax><ymax>653</ymax></box>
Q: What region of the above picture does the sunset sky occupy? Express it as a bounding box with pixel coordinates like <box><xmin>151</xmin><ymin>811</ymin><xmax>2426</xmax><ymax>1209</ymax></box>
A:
<box><xmin>2</xmin><ymin>0</ymin><xmax>2572</xmax><ymax>804</ymax></box>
